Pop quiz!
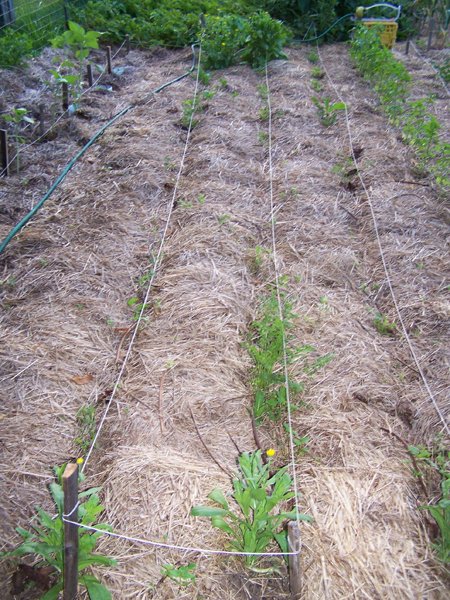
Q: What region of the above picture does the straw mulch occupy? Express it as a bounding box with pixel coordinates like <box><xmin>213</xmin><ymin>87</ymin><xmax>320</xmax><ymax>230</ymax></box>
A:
<box><xmin>0</xmin><ymin>41</ymin><xmax>448</xmax><ymax>599</ymax></box>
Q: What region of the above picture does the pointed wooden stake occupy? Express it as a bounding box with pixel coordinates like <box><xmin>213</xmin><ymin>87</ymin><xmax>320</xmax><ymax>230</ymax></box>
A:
<box><xmin>288</xmin><ymin>521</ymin><xmax>301</xmax><ymax>600</ymax></box>
<box><xmin>63</xmin><ymin>463</ymin><xmax>79</xmax><ymax>600</ymax></box>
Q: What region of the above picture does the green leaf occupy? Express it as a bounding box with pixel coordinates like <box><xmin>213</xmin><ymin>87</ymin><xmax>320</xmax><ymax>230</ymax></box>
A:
<box><xmin>80</xmin><ymin>574</ymin><xmax>112</xmax><ymax>600</ymax></box>
<box><xmin>41</xmin><ymin>582</ymin><xmax>63</xmax><ymax>600</ymax></box>
<box><xmin>191</xmin><ymin>506</ymin><xmax>227</xmax><ymax>518</ymax></box>
<box><xmin>211</xmin><ymin>516</ymin><xmax>234</xmax><ymax>535</ymax></box>
<box><xmin>208</xmin><ymin>488</ymin><xmax>229</xmax><ymax>510</ymax></box>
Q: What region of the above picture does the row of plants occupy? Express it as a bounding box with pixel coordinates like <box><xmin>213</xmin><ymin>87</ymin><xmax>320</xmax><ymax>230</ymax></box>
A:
<box><xmin>351</xmin><ymin>24</ymin><xmax>449</xmax><ymax>191</ymax></box>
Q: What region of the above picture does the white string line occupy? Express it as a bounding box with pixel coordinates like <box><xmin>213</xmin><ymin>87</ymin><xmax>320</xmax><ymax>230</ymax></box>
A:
<box><xmin>61</xmin><ymin>520</ymin><xmax>301</xmax><ymax>557</ymax></box>
<box><xmin>317</xmin><ymin>46</ymin><xmax>449</xmax><ymax>435</ymax></box>
<box><xmin>3</xmin><ymin>39</ymin><xmax>128</xmax><ymax>175</ymax></box>
<box><xmin>264</xmin><ymin>63</ymin><xmax>301</xmax><ymax>524</ymax></box>
<box><xmin>82</xmin><ymin>43</ymin><xmax>203</xmax><ymax>472</ymax></box>
<box><xmin>410</xmin><ymin>41</ymin><xmax>450</xmax><ymax>97</ymax></box>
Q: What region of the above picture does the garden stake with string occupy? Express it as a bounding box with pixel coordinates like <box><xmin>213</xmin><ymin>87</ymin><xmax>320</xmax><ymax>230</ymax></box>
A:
<box><xmin>63</xmin><ymin>463</ymin><xmax>79</xmax><ymax>600</ymax></box>
<box><xmin>0</xmin><ymin>129</ymin><xmax>9</xmax><ymax>176</ymax></box>
<box><xmin>106</xmin><ymin>46</ymin><xmax>112</xmax><ymax>75</ymax></box>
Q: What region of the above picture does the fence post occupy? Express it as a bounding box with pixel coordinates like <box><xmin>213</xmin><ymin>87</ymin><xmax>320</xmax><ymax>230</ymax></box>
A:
<box><xmin>0</xmin><ymin>129</ymin><xmax>9</xmax><ymax>177</ymax></box>
<box><xmin>0</xmin><ymin>0</ymin><xmax>15</xmax><ymax>27</ymax></box>
<box><xmin>106</xmin><ymin>46</ymin><xmax>112</xmax><ymax>75</ymax></box>
<box><xmin>288</xmin><ymin>521</ymin><xmax>301</xmax><ymax>600</ymax></box>
<box><xmin>63</xmin><ymin>463</ymin><xmax>79</xmax><ymax>600</ymax></box>
<box><xmin>62</xmin><ymin>82</ymin><xmax>69</xmax><ymax>111</ymax></box>
<box><xmin>87</xmin><ymin>63</ymin><xmax>94</xmax><ymax>87</ymax></box>
<box><xmin>63</xmin><ymin>0</ymin><xmax>69</xmax><ymax>30</ymax></box>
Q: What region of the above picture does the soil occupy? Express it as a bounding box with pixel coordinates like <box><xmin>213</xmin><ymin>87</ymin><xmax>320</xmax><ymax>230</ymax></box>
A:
<box><xmin>0</xmin><ymin>38</ymin><xmax>449</xmax><ymax>599</ymax></box>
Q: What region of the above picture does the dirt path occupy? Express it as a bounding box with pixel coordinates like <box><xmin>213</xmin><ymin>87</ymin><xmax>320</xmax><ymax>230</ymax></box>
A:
<box><xmin>0</xmin><ymin>41</ymin><xmax>448</xmax><ymax>599</ymax></box>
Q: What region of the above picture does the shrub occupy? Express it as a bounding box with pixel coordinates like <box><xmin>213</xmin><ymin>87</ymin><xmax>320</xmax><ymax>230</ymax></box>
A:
<box><xmin>0</xmin><ymin>28</ymin><xmax>33</xmax><ymax>68</ymax></box>
<box><xmin>240</xmin><ymin>11</ymin><xmax>289</xmax><ymax>68</ymax></box>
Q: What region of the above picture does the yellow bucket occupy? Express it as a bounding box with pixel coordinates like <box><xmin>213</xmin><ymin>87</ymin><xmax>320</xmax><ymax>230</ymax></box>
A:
<box><xmin>363</xmin><ymin>20</ymin><xmax>398</xmax><ymax>49</ymax></box>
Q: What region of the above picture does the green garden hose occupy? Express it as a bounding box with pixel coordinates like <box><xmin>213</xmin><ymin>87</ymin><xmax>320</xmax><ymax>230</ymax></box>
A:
<box><xmin>293</xmin><ymin>13</ymin><xmax>354</xmax><ymax>44</ymax></box>
<box><xmin>0</xmin><ymin>44</ymin><xmax>198</xmax><ymax>255</ymax></box>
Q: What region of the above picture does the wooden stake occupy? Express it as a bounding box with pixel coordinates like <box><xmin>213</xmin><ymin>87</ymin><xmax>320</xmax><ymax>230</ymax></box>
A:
<box><xmin>405</xmin><ymin>39</ymin><xmax>410</xmax><ymax>55</ymax></box>
<box><xmin>106</xmin><ymin>46</ymin><xmax>112</xmax><ymax>75</ymax></box>
<box><xmin>288</xmin><ymin>521</ymin><xmax>301</xmax><ymax>600</ymax></box>
<box><xmin>87</xmin><ymin>63</ymin><xmax>94</xmax><ymax>87</ymax></box>
<box><xmin>63</xmin><ymin>463</ymin><xmax>79</xmax><ymax>600</ymax></box>
<box><xmin>125</xmin><ymin>34</ymin><xmax>130</xmax><ymax>54</ymax></box>
<box><xmin>0</xmin><ymin>129</ymin><xmax>9</xmax><ymax>176</ymax></box>
<box><xmin>427</xmin><ymin>17</ymin><xmax>434</xmax><ymax>51</ymax></box>
<box><xmin>63</xmin><ymin>1</ymin><xmax>69</xmax><ymax>30</ymax></box>
<box><xmin>62</xmin><ymin>82</ymin><xmax>69</xmax><ymax>111</ymax></box>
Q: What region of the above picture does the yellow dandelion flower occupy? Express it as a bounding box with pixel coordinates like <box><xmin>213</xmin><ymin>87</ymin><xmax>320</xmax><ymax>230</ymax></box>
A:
<box><xmin>266</xmin><ymin>448</ymin><xmax>276</xmax><ymax>457</ymax></box>
<box><xmin>76</xmin><ymin>457</ymin><xmax>84</xmax><ymax>465</ymax></box>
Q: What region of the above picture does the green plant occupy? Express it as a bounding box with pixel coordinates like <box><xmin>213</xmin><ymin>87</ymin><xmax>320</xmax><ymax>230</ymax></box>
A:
<box><xmin>50</xmin><ymin>21</ymin><xmax>100</xmax><ymax>104</ymax></box>
<box><xmin>161</xmin><ymin>563</ymin><xmax>196</xmax><ymax>585</ymax></box>
<box><xmin>307</xmin><ymin>51</ymin><xmax>319</xmax><ymax>64</ymax></box>
<box><xmin>127</xmin><ymin>296</ymin><xmax>149</xmax><ymax>321</ymax></box>
<box><xmin>75</xmin><ymin>404</ymin><xmax>97</xmax><ymax>454</ymax></box>
<box><xmin>259</xmin><ymin>105</ymin><xmax>270</xmax><ymax>121</ymax></box>
<box><xmin>310</xmin><ymin>78</ymin><xmax>323</xmax><ymax>93</ymax></box>
<box><xmin>2</xmin><ymin>107</ymin><xmax>35</xmax><ymax>173</ymax></box>
<box><xmin>408</xmin><ymin>442</ymin><xmax>449</xmax><ymax>563</ymax></box>
<box><xmin>373</xmin><ymin>311</ymin><xmax>396</xmax><ymax>336</ymax></box>
<box><xmin>218</xmin><ymin>213</ymin><xmax>231</xmax><ymax>224</ymax></box>
<box><xmin>248</xmin><ymin>245</ymin><xmax>269</xmax><ymax>274</ymax></box>
<box><xmin>0</xmin><ymin>28</ymin><xmax>33</xmax><ymax>68</ymax></box>
<box><xmin>257</xmin><ymin>83</ymin><xmax>269</xmax><ymax>99</ymax></box>
<box><xmin>258</xmin><ymin>130</ymin><xmax>269</xmax><ymax>144</ymax></box>
<box><xmin>283</xmin><ymin>423</ymin><xmax>310</xmax><ymax>455</ymax></box>
<box><xmin>191</xmin><ymin>450</ymin><xmax>311</xmax><ymax>567</ymax></box>
<box><xmin>310</xmin><ymin>66</ymin><xmax>325</xmax><ymax>79</ymax></box>
<box><xmin>1</xmin><ymin>464</ymin><xmax>116</xmax><ymax>599</ymax></box>
<box><xmin>311</xmin><ymin>96</ymin><xmax>346</xmax><ymax>127</ymax></box>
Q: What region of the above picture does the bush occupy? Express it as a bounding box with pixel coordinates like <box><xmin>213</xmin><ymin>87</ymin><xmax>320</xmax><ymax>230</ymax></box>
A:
<box><xmin>0</xmin><ymin>28</ymin><xmax>33</xmax><ymax>68</ymax></box>
<box><xmin>202</xmin><ymin>14</ymin><xmax>250</xmax><ymax>69</ymax></box>
<box><xmin>240</xmin><ymin>11</ymin><xmax>288</xmax><ymax>68</ymax></box>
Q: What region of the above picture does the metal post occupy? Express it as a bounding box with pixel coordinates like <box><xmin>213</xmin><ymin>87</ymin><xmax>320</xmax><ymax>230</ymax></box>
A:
<box><xmin>106</xmin><ymin>46</ymin><xmax>112</xmax><ymax>75</ymax></box>
<box><xmin>63</xmin><ymin>463</ymin><xmax>79</xmax><ymax>600</ymax></box>
<box><xmin>427</xmin><ymin>17</ymin><xmax>434</xmax><ymax>51</ymax></box>
<box><xmin>87</xmin><ymin>63</ymin><xmax>94</xmax><ymax>87</ymax></box>
<box><xmin>0</xmin><ymin>129</ymin><xmax>9</xmax><ymax>176</ymax></box>
<box><xmin>288</xmin><ymin>521</ymin><xmax>301</xmax><ymax>600</ymax></box>
<box><xmin>62</xmin><ymin>82</ymin><xmax>69</xmax><ymax>111</ymax></box>
<box><xmin>0</xmin><ymin>0</ymin><xmax>15</xmax><ymax>27</ymax></box>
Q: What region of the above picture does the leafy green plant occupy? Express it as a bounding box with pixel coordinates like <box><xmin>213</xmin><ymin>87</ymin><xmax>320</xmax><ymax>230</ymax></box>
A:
<box><xmin>310</xmin><ymin>78</ymin><xmax>323</xmax><ymax>93</ymax></box>
<box><xmin>259</xmin><ymin>105</ymin><xmax>270</xmax><ymax>121</ymax></box>
<box><xmin>191</xmin><ymin>450</ymin><xmax>311</xmax><ymax>567</ymax></box>
<box><xmin>283</xmin><ymin>423</ymin><xmax>310</xmax><ymax>455</ymax></box>
<box><xmin>307</xmin><ymin>51</ymin><xmax>319</xmax><ymax>64</ymax></box>
<box><xmin>2</xmin><ymin>107</ymin><xmax>35</xmax><ymax>173</ymax></box>
<box><xmin>310</xmin><ymin>66</ymin><xmax>325</xmax><ymax>79</ymax></box>
<box><xmin>75</xmin><ymin>404</ymin><xmax>97</xmax><ymax>454</ymax></box>
<box><xmin>311</xmin><ymin>96</ymin><xmax>346</xmax><ymax>127</ymax></box>
<box><xmin>50</xmin><ymin>21</ymin><xmax>101</xmax><ymax>104</ymax></box>
<box><xmin>373</xmin><ymin>311</ymin><xmax>396</xmax><ymax>336</ymax></box>
<box><xmin>161</xmin><ymin>563</ymin><xmax>196</xmax><ymax>585</ymax></box>
<box><xmin>1</xmin><ymin>464</ymin><xmax>116</xmax><ymax>599</ymax></box>
<box><xmin>0</xmin><ymin>28</ymin><xmax>33</xmax><ymax>68</ymax></box>
<box><xmin>248</xmin><ymin>245</ymin><xmax>269</xmax><ymax>274</ymax></box>
<box><xmin>408</xmin><ymin>443</ymin><xmax>449</xmax><ymax>563</ymax></box>
<box><xmin>127</xmin><ymin>296</ymin><xmax>149</xmax><ymax>321</ymax></box>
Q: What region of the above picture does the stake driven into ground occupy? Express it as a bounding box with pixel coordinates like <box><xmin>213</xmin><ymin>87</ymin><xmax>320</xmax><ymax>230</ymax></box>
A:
<box><xmin>0</xmin><ymin>41</ymin><xmax>449</xmax><ymax>599</ymax></box>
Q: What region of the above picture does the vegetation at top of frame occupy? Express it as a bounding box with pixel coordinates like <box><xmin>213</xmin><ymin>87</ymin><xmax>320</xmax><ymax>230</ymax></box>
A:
<box><xmin>1</xmin><ymin>463</ymin><xmax>116</xmax><ymax>599</ymax></box>
<box><xmin>351</xmin><ymin>25</ymin><xmax>449</xmax><ymax>191</ymax></box>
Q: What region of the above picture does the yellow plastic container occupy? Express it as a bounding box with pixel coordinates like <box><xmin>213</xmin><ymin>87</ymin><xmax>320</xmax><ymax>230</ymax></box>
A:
<box><xmin>363</xmin><ymin>20</ymin><xmax>398</xmax><ymax>49</ymax></box>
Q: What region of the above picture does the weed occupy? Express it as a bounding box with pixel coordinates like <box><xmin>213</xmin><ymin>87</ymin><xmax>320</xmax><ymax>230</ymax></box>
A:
<box><xmin>311</xmin><ymin>96</ymin><xmax>346</xmax><ymax>127</ymax></box>
<box><xmin>2</xmin><ymin>107</ymin><xmax>35</xmax><ymax>173</ymax></box>
<box><xmin>1</xmin><ymin>464</ymin><xmax>116</xmax><ymax>598</ymax></box>
<box><xmin>248</xmin><ymin>245</ymin><xmax>269</xmax><ymax>274</ymax></box>
<box><xmin>231</xmin><ymin>90</ymin><xmax>239</xmax><ymax>98</ymax></box>
<box><xmin>161</xmin><ymin>563</ymin><xmax>196</xmax><ymax>585</ymax></box>
<box><xmin>180</xmin><ymin>89</ymin><xmax>215</xmax><ymax>129</ymax></box>
<box><xmin>218</xmin><ymin>77</ymin><xmax>228</xmax><ymax>88</ymax></box>
<box><xmin>197</xmin><ymin>68</ymin><xmax>211</xmax><ymax>85</ymax></box>
<box><xmin>307</xmin><ymin>51</ymin><xmax>319</xmax><ymax>64</ymax></box>
<box><xmin>197</xmin><ymin>193</ymin><xmax>206</xmax><ymax>205</ymax></box>
<box><xmin>257</xmin><ymin>83</ymin><xmax>269</xmax><ymax>100</ymax></box>
<box><xmin>75</xmin><ymin>404</ymin><xmax>97</xmax><ymax>454</ymax></box>
<box><xmin>373</xmin><ymin>311</ymin><xmax>396</xmax><ymax>336</ymax></box>
<box><xmin>408</xmin><ymin>442</ymin><xmax>449</xmax><ymax>563</ymax></box>
<box><xmin>191</xmin><ymin>449</ymin><xmax>311</xmax><ymax>567</ymax></box>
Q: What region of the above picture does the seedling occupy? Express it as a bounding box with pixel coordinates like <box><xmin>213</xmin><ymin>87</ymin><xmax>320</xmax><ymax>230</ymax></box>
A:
<box><xmin>191</xmin><ymin>450</ymin><xmax>312</xmax><ymax>567</ymax></box>
<box><xmin>307</xmin><ymin>51</ymin><xmax>319</xmax><ymax>64</ymax></box>
<box><xmin>218</xmin><ymin>214</ymin><xmax>231</xmax><ymax>225</ymax></box>
<box><xmin>257</xmin><ymin>83</ymin><xmax>268</xmax><ymax>100</ymax></box>
<box><xmin>259</xmin><ymin>105</ymin><xmax>270</xmax><ymax>121</ymax></box>
<box><xmin>373</xmin><ymin>311</ymin><xmax>396</xmax><ymax>336</ymax></box>
<box><xmin>1</xmin><ymin>464</ymin><xmax>116</xmax><ymax>598</ymax></box>
<box><xmin>310</xmin><ymin>78</ymin><xmax>323</xmax><ymax>93</ymax></box>
<box><xmin>75</xmin><ymin>404</ymin><xmax>96</xmax><ymax>453</ymax></box>
<box><xmin>311</xmin><ymin>96</ymin><xmax>346</xmax><ymax>127</ymax></box>
<box><xmin>258</xmin><ymin>130</ymin><xmax>269</xmax><ymax>144</ymax></box>
<box><xmin>283</xmin><ymin>423</ymin><xmax>310</xmax><ymax>455</ymax></box>
<box><xmin>161</xmin><ymin>563</ymin><xmax>196</xmax><ymax>586</ymax></box>
<box><xmin>248</xmin><ymin>245</ymin><xmax>269</xmax><ymax>275</ymax></box>
<box><xmin>310</xmin><ymin>66</ymin><xmax>325</xmax><ymax>79</ymax></box>
<box><xmin>127</xmin><ymin>296</ymin><xmax>150</xmax><ymax>322</ymax></box>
